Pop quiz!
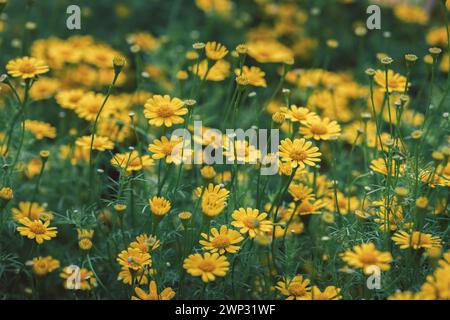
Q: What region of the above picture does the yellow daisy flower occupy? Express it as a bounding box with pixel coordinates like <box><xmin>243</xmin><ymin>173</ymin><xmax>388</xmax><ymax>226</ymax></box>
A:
<box><xmin>149</xmin><ymin>196</ymin><xmax>171</xmax><ymax>216</ymax></box>
<box><xmin>392</xmin><ymin>231</ymin><xmax>442</xmax><ymax>250</ymax></box>
<box><xmin>279</xmin><ymin>138</ymin><xmax>321</xmax><ymax>169</ymax></box>
<box><xmin>12</xmin><ymin>202</ymin><xmax>53</xmax><ymax>222</ymax></box>
<box><xmin>205</xmin><ymin>41</ymin><xmax>228</xmax><ymax>60</ymax></box>
<box><xmin>143</xmin><ymin>95</ymin><xmax>188</xmax><ymax>127</ymax></box>
<box><xmin>200</xmin><ymin>183</ymin><xmax>230</xmax><ymax>217</ymax></box>
<box><xmin>148</xmin><ymin>136</ymin><xmax>184</xmax><ymax>164</ymax></box>
<box><xmin>299</xmin><ymin>116</ymin><xmax>341</xmax><ymax>141</ymax></box>
<box><xmin>340</xmin><ymin>242</ymin><xmax>392</xmax><ymax>274</ymax></box>
<box><xmin>75</xmin><ymin>135</ymin><xmax>114</xmax><ymax>151</ymax></box>
<box><xmin>200</xmin><ymin>225</ymin><xmax>244</xmax><ymax>254</ymax></box>
<box><xmin>183</xmin><ymin>252</ymin><xmax>229</xmax><ymax>283</ymax></box>
<box><xmin>111</xmin><ymin>150</ymin><xmax>154</xmax><ymax>172</ymax></box>
<box><xmin>17</xmin><ymin>217</ymin><xmax>58</xmax><ymax>244</ymax></box>
<box><xmin>231</xmin><ymin>207</ymin><xmax>273</xmax><ymax>238</ymax></box>
<box><xmin>60</xmin><ymin>266</ymin><xmax>97</xmax><ymax>290</ymax></box>
<box><xmin>6</xmin><ymin>56</ymin><xmax>49</xmax><ymax>79</ymax></box>
<box><xmin>131</xmin><ymin>281</ymin><xmax>175</xmax><ymax>300</ymax></box>
<box><xmin>31</xmin><ymin>256</ymin><xmax>60</xmax><ymax>276</ymax></box>
<box><xmin>117</xmin><ymin>247</ymin><xmax>152</xmax><ymax>271</ymax></box>
<box><xmin>24</xmin><ymin>120</ymin><xmax>57</xmax><ymax>140</ymax></box>
<box><xmin>234</xmin><ymin>66</ymin><xmax>267</xmax><ymax>87</ymax></box>
<box><xmin>310</xmin><ymin>285</ymin><xmax>342</xmax><ymax>300</ymax></box>
<box><xmin>275</xmin><ymin>275</ymin><xmax>311</xmax><ymax>300</ymax></box>
<box><xmin>374</xmin><ymin>70</ymin><xmax>408</xmax><ymax>93</ymax></box>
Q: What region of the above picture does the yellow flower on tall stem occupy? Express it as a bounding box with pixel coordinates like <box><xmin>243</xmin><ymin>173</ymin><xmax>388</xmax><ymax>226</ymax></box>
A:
<box><xmin>12</xmin><ymin>202</ymin><xmax>53</xmax><ymax>221</ymax></box>
<box><xmin>183</xmin><ymin>252</ymin><xmax>229</xmax><ymax>283</ymax></box>
<box><xmin>130</xmin><ymin>234</ymin><xmax>160</xmax><ymax>253</ymax></box>
<box><xmin>234</xmin><ymin>66</ymin><xmax>267</xmax><ymax>87</ymax></box>
<box><xmin>284</xmin><ymin>105</ymin><xmax>316</xmax><ymax>123</ymax></box>
<box><xmin>299</xmin><ymin>117</ymin><xmax>341</xmax><ymax>140</ymax></box>
<box><xmin>148</xmin><ymin>136</ymin><xmax>184</xmax><ymax>164</ymax></box>
<box><xmin>74</xmin><ymin>92</ymin><xmax>107</xmax><ymax>122</ymax></box>
<box><xmin>370</xmin><ymin>158</ymin><xmax>405</xmax><ymax>176</ymax></box>
<box><xmin>76</xmin><ymin>135</ymin><xmax>114</xmax><ymax>151</ymax></box>
<box><xmin>144</xmin><ymin>95</ymin><xmax>187</xmax><ymax>127</ymax></box>
<box><xmin>310</xmin><ymin>286</ymin><xmax>342</xmax><ymax>300</ymax></box>
<box><xmin>340</xmin><ymin>243</ymin><xmax>392</xmax><ymax>274</ymax></box>
<box><xmin>275</xmin><ymin>275</ymin><xmax>311</xmax><ymax>300</ymax></box>
<box><xmin>200</xmin><ymin>225</ymin><xmax>244</xmax><ymax>254</ymax></box>
<box><xmin>279</xmin><ymin>138</ymin><xmax>321</xmax><ymax>169</ymax></box>
<box><xmin>55</xmin><ymin>89</ymin><xmax>86</xmax><ymax>110</ymax></box>
<box><xmin>17</xmin><ymin>217</ymin><xmax>58</xmax><ymax>244</ymax></box>
<box><xmin>205</xmin><ymin>41</ymin><xmax>228</xmax><ymax>60</ymax></box>
<box><xmin>60</xmin><ymin>266</ymin><xmax>97</xmax><ymax>290</ymax></box>
<box><xmin>77</xmin><ymin>229</ymin><xmax>94</xmax><ymax>251</ymax></box>
<box><xmin>111</xmin><ymin>150</ymin><xmax>154</xmax><ymax>172</ymax></box>
<box><xmin>117</xmin><ymin>247</ymin><xmax>152</xmax><ymax>271</ymax></box>
<box><xmin>231</xmin><ymin>207</ymin><xmax>273</xmax><ymax>238</ymax></box>
<box><xmin>374</xmin><ymin>70</ymin><xmax>408</xmax><ymax>93</ymax></box>
<box><xmin>6</xmin><ymin>56</ymin><xmax>49</xmax><ymax>79</ymax></box>
<box><xmin>131</xmin><ymin>281</ymin><xmax>175</xmax><ymax>300</ymax></box>
<box><xmin>24</xmin><ymin>120</ymin><xmax>57</xmax><ymax>140</ymax></box>
<box><xmin>149</xmin><ymin>196</ymin><xmax>171</xmax><ymax>217</ymax></box>
<box><xmin>392</xmin><ymin>231</ymin><xmax>442</xmax><ymax>250</ymax></box>
<box><xmin>31</xmin><ymin>256</ymin><xmax>60</xmax><ymax>276</ymax></box>
<box><xmin>200</xmin><ymin>183</ymin><xmax>230</xmax><ymax>217</ymax></box>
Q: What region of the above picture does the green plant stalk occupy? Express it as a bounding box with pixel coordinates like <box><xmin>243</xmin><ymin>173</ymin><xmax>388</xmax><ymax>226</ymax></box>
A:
<box><xmin>88</xmin><ymin>74</ymin><xmax>119</xmax><ymax>193</ymax></box>
<box><xmin>10</xmin><ymin>80</ymin><xmax>31</xmax><ymax>174</ymax></box>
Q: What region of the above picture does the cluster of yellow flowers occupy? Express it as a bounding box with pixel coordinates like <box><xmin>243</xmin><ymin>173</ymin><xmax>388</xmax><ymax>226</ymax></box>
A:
<box><xmin>0</xmin><ymin>0</ymin><xmax>448</xmax><ymax>301</ymax></box>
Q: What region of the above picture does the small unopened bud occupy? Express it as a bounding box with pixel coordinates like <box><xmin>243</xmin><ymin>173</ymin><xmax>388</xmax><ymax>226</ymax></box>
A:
<box><xmin>429</xmin><ymin>47</ymin><xmax>442</xmax><ymax>57</ymax></box>
<box><xmin>272</xmin><ymin>112</ymin><xmax>285</xmax><ymax>124</ymax></box>
<box><xmin>39</xmin><ymin>150</ymin><xmax>50</xmax><ymax>160</ymax></box>
<box><xmin>114</xmin><ymin>203</ymin><xmax>127</xmax><ymax>213</ymax></box>
<box><xmin>184</xmin><ymin>99</ymin><xmax>196</xmax><ymax>107</ymax></box>
<box><xmin>326</xmin><ymin>39</ymin><xmax>339</xmax><ymax>49</ymax></box>
<box><xmin>113</xmin><ymin>56</ymin><xmax>126</xmax><ymax>77</ymax></box>
<box><xmin>236</xmin><ymin>44</ymin><xmax>247</xmax><ymax>55</ymax></box>
<box><xmin>25</xmin><ymin>21</ymin><xmax>36</xmax><ymax>30</ymax></box>
<box><xmin>405</xmin><ymin>54</ymin><xmax>418</xmax><ymax>64</ymax></box>
<box><xmin>381</xmin><ymin>56</ymin><xmax>394</xmax><ymax>65</ymax></box>
<box><xmin>365</xmin><ymin>68</ymin><xmax>375</xmax><ymax>78</ymax></box>
<box><xmin>415</xmin><ymin>196</ymin><xmax>428</xmax><ymax>209</ymax></box>
<box><xmin>192</xmin><ymin>42</ymin><xmax>205</xmax><ymax>50</ymax></box>
<box><xmin>411</xmin><ymin>130</ymin><xmax>423</xmax><ymax>140</ymax></box>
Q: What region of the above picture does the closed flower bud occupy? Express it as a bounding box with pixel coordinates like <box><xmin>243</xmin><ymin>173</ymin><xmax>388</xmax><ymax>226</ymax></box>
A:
<box><xmin>272</xmin><ymin>112</ymin><xmax>285</xmax><ymax>124</ymax></box>
<box><xmin>39</xmin><ymin>150</ymin><xmax>50</xmax><ymax>160</ymax></box>
<box><xmin>326</xmin><ymin>39</ymin><xmax>339</xmax><ymax>49</ymax></box>
<box><xmin>411</xmin><ymin>130</ymin><xmax>423</xmax><ymax>139</ymax></box>
<box><xmin>405</xmin><ymin>54</ymin><xmax>418</xmax><ymax>64</ymax></box>
<box><xmin>236</xmin><ymin>44</ymin><xmax>247</xmax><ymax>55</ymax></box>
<box><xmin>178</xmin><ymin>211</ymin><xmax>192</xmax><ymax>221</ymax></box>
<box><xmin>432</xmin><ymin>151</ymin><xmax>444</xmax><ymax>162</ymax></box>
<box><xmin>193</xmin><ymin>42</ymin><xmax>205</xmax><ymax>50</ymax></box>
<box><xmin>113</xmin><ymin>56</ymin><xmax>126</xmax><ymax>77</ymax></box>
<box><xmin>415</xmin><ymin>196</ymin><xmax>428</xmax><ymax>209</ymax></box>
<box><xmin>381</xmin><ymin>56</ymin><xmax>394</xmax><ymax>65</ymax></box>
<box><xmin>429</xmin><ymin>47</ymin><xmax>442</xmax><ymax>57</ymax></box>
<box><xmin>394</xmin><ymin>186</ymin><xmax>409</xmax><ymax>198</ymax></box>
<box><xmin>365</xmin><ymin>68</ymin><xmax>375</xmax><ymax>78</ymax></box>
<box><xmin>0</xmin><ymin>187</ymin><xmax>13</xmax><ymax>201</ymax></box>
<box><xmin>114</xmin><ymin>203</ymin><xmax>127</xmax><ymax>213</ymax></box>
<box><xmin>200</xmin><ymin>166</ymin><xmax>216</xmax><ymax>180</ymax></box>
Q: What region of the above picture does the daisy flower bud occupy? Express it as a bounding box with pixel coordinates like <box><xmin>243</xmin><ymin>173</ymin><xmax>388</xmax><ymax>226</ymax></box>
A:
<box><xmin>113</xmin><ymin>56</ymin><xmax>126</xmax><ymax>77</ymax></box>
<box><xmin>192</xmin><ymin>42</ymin><xmax>205</xmax><ymax>50</ymax></box>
